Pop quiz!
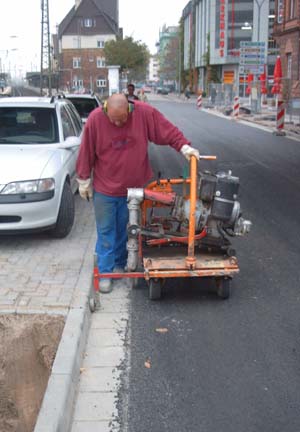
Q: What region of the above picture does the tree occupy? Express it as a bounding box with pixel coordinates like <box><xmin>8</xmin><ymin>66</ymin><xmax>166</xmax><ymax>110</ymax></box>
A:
<box><xmin>104</xmin><ymin>37</ymin><xmax>150</xmax><ymax>82</ymax></box>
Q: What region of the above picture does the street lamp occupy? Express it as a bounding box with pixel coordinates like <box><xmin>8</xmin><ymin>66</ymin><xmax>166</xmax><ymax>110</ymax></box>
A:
<box><xmin>241</xmin><ymin>22</ymin><xmax>252</xmax><ymax>30</ymax></box>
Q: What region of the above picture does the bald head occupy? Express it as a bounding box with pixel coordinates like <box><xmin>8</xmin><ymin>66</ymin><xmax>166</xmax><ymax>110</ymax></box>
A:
<box><xmin>106</xmin><ymin>94</ymin><xmax>129</xmax><ymax>127</ymax></box>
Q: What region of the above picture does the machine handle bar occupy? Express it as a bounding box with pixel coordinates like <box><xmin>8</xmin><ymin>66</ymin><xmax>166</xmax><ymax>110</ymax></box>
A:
<box><xmin>199</xmin><ymin>155</ymin><xmax>217</xmax><ymax>160</ymax></box>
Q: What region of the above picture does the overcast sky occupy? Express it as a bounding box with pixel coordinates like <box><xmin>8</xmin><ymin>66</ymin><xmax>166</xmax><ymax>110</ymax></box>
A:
<box><xmin>0</xmin><ymin>0</ymin><xmax>187</xmax><ymax>76</ymax></box>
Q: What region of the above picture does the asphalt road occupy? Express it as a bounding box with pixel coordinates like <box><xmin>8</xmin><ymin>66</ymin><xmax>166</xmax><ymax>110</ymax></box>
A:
<box><xmin>122</xmin><ymin>100</ymin><xmax>300</xmax><ymax>432</ymax></box>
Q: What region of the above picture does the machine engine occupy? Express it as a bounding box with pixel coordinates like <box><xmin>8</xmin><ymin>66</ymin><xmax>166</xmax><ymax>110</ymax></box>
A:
<box><xmin>148</xmin><ymin>170</ymin><xmax>251</xmax><ymax>255</ymax></box>
<box><xmin>126</xmin><ymin>170</ymin><xmax>252</xmax><ymax>271</ymax></box>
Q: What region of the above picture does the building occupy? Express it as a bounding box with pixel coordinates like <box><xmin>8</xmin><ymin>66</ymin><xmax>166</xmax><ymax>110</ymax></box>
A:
<box><xmin>182</xmin><ymin>0</ymin><xmax>277</xmax><ymax>95</ymax></box>
<box><xmin>56</xmin><ymin>0</ymin><xmax>120</xmax><ymax>93</ymax></box>
<box><xmin>157</xmin><ymin>25</ymin><xmax>179</xmax><ymax>88</ymax></box>
<box><xmin>273</xmin><ymin>0</ymin><xmax>300</xmax><ymax>98</ymax></box>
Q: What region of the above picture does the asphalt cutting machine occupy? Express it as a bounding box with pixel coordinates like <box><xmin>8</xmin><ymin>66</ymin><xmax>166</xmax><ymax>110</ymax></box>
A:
<box><xmin>89</xmin><ymin>155</ymin><xmax>251</xmax><ymax>311</ymax></box>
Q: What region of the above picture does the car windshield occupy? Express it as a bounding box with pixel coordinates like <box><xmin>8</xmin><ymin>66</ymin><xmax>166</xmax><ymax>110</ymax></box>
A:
<box><xmin>0</xmin><ymin>107</ymin><xmax>59</xmax><ymax>144</ymax></box>
<box><xmin>67</xmin><ymin>98</ymin><xmax>98</xmax><ymax>118</ymax></box>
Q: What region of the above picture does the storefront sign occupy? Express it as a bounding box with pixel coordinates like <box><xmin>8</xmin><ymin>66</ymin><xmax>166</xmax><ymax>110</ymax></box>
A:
<box><xmin>219</xmin><ymin>0</ymin><xmax>225</xmax><ymax>57</ymax></box>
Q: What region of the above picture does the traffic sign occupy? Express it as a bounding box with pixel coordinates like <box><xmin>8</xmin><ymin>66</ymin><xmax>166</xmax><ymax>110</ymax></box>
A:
<box><xmin>239</xmin><ymin>41</ymin><xmax>266</xmax><ymax>74</ymax></box>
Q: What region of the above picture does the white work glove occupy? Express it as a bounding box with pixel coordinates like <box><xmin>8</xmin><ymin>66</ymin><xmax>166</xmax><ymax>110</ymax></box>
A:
<box><xmin>180</xmin><ymin>144</ymin><xmax>200</xmax><ymax>161</ymax></box>
<box><xmin>77</xmin><ymin>178</ymin><xmax>93</xmax><ymax>201</ymax></box>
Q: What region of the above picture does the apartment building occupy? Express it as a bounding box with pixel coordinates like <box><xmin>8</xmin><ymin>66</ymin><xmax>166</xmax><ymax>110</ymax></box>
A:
<box><xmin>56</xmin><ymin>0</ymin><xmax>120</xmax><ymax>93</ymax></box>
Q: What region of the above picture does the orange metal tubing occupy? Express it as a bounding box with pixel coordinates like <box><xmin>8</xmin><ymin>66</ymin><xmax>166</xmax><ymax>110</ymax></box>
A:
<box><xmin>186</xmin><ymin>156</ymin><xmax>197</xmax><ymax>268</ymax></box>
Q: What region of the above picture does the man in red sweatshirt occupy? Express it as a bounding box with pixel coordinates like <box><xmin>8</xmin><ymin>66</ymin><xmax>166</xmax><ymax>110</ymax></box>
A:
<box><xmin>76</xmin><ymin>93</ymin><xmax>199</xmax><ymax>293</ymax></box>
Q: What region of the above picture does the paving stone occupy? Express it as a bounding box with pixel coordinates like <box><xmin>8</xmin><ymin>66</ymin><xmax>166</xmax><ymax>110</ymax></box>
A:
<box><xmin>91</xmin><ymin>312</ymin><xmax>128</xmax><ymax>330</ymax></box>
<box><xmin>78</xmin><ymin>367</ymin><xmax>121</xmax><ymax>392</ymax></box>
<box><xmin>72</xmin><ymin>420</ymin><xmax>119</xmax><ymax>432</ymax></box>
<box><xmin>87</xmin><ymin>328</ymin><xmax>125</xmax><ymax>347</ymax></box>
<box><xmin>82</xmin><ymin>346</ymin><xmax>125</xmax><ymax>368</ymax></box>
<box><xmin>72</xmin><ymin>391</ymin><xmax>118</xmax><ymax>421</ymax></box>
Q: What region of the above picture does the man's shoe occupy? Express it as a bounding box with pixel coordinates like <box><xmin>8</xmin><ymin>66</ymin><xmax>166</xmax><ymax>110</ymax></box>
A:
<box><xmin>100</xmin><ymin>279</ymin><xmax>113</xmax><ymax>294</ymax></box>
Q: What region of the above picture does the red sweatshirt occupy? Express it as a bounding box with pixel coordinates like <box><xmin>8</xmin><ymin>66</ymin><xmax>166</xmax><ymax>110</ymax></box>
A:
<box><xmin>76</xmin><ymin>100</ymin><xmax>191</xmax><ymax>196</ymax></box>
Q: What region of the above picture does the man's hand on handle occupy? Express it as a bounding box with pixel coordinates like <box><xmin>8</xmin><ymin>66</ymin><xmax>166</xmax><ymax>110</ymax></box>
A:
<box><xmin>77</xmin><ymin>178</ymin><xmax>93</xmax><ymax>201</ymax></box>
<box><xmin>180</xmin><ymin>144</ymin><xmax>200</xmax><ymax>161</ymax></box>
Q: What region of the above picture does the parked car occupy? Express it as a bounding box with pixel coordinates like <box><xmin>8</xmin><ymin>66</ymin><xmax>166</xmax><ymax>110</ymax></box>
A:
<box><xmin>63</xmin><ymin>92</ymin><xmax>102</xmax><ymax>124</ymax></box>
<box><xmin>0</xmin><ymin>96</ymin><xmax>83</xmax><ymax>237</ymax></box>
<box><xmin>157</xmin><ymin>87</ymin><xmax>169</xmax><ymax>95</ymax></box>
<box><xmin>142</xmin><ymin>86</ymin><xmax>152</xmax><ymax>93</ymax></box>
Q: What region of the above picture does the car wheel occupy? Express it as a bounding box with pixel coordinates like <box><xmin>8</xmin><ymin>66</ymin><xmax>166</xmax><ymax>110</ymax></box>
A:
<box><xmin>49</xmin><ymin>181</ymin><xmax>75</xmax><ymax>238</ymax></box>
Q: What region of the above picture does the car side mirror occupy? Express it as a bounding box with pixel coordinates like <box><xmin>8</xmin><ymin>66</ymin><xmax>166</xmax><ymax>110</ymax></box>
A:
<box><xmin>59</xmin><ymin>136</ymin><xmax>81</xmax><ymax>149</ymax></box>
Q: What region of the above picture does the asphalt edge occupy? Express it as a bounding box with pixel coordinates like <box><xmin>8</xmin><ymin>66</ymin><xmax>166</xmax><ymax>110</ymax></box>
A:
<box><xmin>33</xmin><ymin>235</ymin><xmax>95</xmax><ymax>432</ymax></box>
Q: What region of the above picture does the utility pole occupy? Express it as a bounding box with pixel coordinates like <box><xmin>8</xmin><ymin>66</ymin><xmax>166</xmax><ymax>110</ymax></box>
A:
<box><xmin>40</xmin><ymin>0</ymin><xmax>52</xmax><ymax>96</ymax></box>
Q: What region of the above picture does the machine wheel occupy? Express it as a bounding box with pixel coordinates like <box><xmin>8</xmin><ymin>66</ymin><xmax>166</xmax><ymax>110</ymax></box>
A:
<box><xmin>149</xmin><ymin>278</ymin><xmax>162</xmax><ymax>300</ymax></box>
<box><xmin>216</xmin><ymin>277</ymin><xmax>231</xmax><ymax>300</ymax></box>
<box><xmin>89</xmin><ymin>297</ymin><xmax>96</xmax><ymax>312</ymax></box>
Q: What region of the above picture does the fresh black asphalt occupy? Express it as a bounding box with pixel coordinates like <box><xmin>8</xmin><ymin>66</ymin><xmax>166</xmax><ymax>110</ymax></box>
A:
<box><xmin>122</xmin><ymin>101</ymin><xmax>300</xmax><ymax>432</ymax></box>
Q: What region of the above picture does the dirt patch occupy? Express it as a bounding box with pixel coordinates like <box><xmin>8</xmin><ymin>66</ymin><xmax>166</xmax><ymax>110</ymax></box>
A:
<box><xmin>0</xmin><ymin>314</ymin><xmax>65</xmax><ymax>432</ymax></box>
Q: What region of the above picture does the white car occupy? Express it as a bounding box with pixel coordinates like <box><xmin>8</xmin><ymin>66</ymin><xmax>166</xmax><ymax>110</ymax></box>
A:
<box><xmin>63</xmin><ymin>92</ymin><xmax>102</xmax><ymax>124</ymax></box>
<box><xmin>0</xmin><ymin>96</ymin><xmax>83</xmax><ymax>237</ymax></box>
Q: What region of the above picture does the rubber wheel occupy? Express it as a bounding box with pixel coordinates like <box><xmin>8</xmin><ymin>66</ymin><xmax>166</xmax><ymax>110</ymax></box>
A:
<box><xmin>49</xmin><ymin>182</ymin><xmax>75</xmax><ymax>238</ymax></box>
<box><xmin>216</xmin><ymin>277</ymin><xmax>231</xmax><ymax>300</ymax></box>
<box><xmin>149</xmin><ymin>278</ymin><xmax>162</xmax><ymax>300</ymax></box>
<box><xmin>89</xmin><ymin>297</ymin><xmax>96</xmax><ymax>312</ymax></box>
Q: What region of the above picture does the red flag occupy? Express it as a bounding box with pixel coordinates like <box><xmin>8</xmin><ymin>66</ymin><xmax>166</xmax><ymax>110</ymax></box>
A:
<box><xmin>259</xmin><ymin>65</ymin><xmax>267</xmax><ymax>95</ymax></box>
<box><xmin>246</xmin><ymin>74</ymin><xmax>253</xmax><ymax>95</ymax></box>
<box><xmin>271</xmin><ymin>56</ymin><xmax>283</xmax><ymax>95</ymax></box>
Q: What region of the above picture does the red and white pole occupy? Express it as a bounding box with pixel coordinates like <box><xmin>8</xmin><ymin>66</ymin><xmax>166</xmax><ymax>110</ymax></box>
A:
<box><xmin>197</xmin><ymin>94</ymin><xmax>202</xmax><ymax>110</ymax></box>
<box><xmin>233</xmin><ymin>96</ymin><xmax>240</xmax><ymax>119</ymax></box>
<box><xmin>274</xmin><ymin>97</ymin><xmax>286</xmax><ymax>136</ymax></box>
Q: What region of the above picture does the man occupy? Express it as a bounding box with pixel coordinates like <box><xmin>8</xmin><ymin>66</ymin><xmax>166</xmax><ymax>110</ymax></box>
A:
<box><xmin>76</xmin><ymin>94</ymin><xmax>200</xmax><ymax>293</ymax></box>
<box><xmin>126</xmin><ymin>83</ymin><xmax>139</xmax><ymax>101</ymax></box>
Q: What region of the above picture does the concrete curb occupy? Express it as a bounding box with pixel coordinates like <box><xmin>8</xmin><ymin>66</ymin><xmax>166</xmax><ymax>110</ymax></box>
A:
<box><xmin>34</xmin><ymin>235</ymin><xmax>95</xmax><ymax>432</ymax></box>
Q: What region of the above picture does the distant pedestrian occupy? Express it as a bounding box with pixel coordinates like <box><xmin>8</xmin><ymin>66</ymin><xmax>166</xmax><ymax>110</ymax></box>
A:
<box><xmin>126</xmin><ymin>83</ymin><xmax>139</xmax><ymax>101</ymax></box>
<box><xmin>184</xmin><ymin>85</ymin><xmax>191</xmax><ymax>100</ymax></box>
<box><xmin>138</xmin><ymin>88</ymin><xmax>148</xmax><ymax>103</ymax></box>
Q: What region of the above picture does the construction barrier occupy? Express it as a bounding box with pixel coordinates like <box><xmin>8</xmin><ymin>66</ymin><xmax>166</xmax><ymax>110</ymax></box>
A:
<box><xmin>233</xmin><ymin>96</ymin><xmax>239</xmax><ymax>119</ymax></box>
<box><xmin>274</xmin><ymin>98</ymin><xmax>286</xmax><ymax>136</ymax></box>
<box><xmin>197</xmin><ymin>94</ymin><xmax>202</xmax><ymax>109</ymax></box>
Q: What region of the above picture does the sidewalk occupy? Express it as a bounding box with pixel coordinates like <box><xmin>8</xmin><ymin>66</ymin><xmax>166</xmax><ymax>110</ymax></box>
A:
<box><xmin>0</xmin><ymin>195</ymin><xmax>96</xmax><ymax>432</ymax></box>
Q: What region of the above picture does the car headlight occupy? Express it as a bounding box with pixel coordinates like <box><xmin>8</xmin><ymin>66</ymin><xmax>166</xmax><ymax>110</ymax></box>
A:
<box><xmin>1</xmin><ymin>178</ymin><xmax>55</xmax><ymax>194</ymax></box>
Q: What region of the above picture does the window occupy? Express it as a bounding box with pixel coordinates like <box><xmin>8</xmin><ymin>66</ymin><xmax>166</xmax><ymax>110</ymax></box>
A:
<box><xmin>0</xmin><ymin>107</ymin><xmax>58</xmax><ymax>144</ymax></box>
<box><xmin>65</xmin><ymin>104</ymin><xmax>82</xmax><ymax>135</ymax></box>
<box><xmin>84</xmin><ymin>18</ymin><xmax>93</xmax><ymax>27</ymax></box>
<box><xmin>60</xmin><ymin>107</ymin><xmax>76</xmax><ymax>139</ymax></box>
<box><xmin>96</xmin><ymin>57</ymin><xmax>106</xmax><ymax>68</ymax></box>
<box><xmin>96</xmin><ymin>79</ymin><xmax>107</xmax><ymax>88</ymax></box>
<box><xmin>289</xmin><ymin>0</ymin><xmax>295</xmax><ymax>18</ymax></box>
<box><xmin>73</xmin><ymin>57</ymin><xmax>81</xmax><ymax>69</ymax></box>
<box><xmin>73</xmin><ymin>37</ymin><xmax>80</xmax><ymax>49</ymax></box>
<box><xmin>97</xmin><ymin>40</ymin><xmax>105</xmax><ymax>48</ymax></box>
<box><xmin>287</xmin><ymin>53</ymin><xmax>292</xmax><ymax>78</ymax></box>
<box><xmin>73</xmin><ymin>79</ymin><xmax>83</xmax><ymax>89</ymax></box>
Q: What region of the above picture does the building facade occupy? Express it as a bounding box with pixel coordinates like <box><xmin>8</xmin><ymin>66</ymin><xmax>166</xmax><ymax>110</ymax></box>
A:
<box><xmin>273</xmin><ymin>0</ymin><xmax>300</xmax><ymax>98</ymax></box>
<box><xmin>183</xmin><ymin>0</ymin><xmax>277</xmax><ymax>95</ymax></box>
<box><xmin>56</xmin><ymin>0</ymin><xmax>120</xmax><ymax>93</ymax></box>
